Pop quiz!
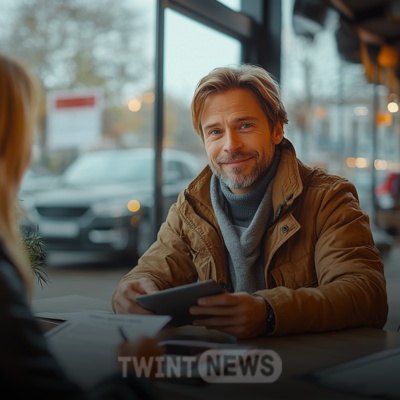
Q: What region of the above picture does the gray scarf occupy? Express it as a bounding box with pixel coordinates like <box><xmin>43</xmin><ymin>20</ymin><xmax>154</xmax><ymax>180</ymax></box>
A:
<box><xmin>210</xmin><ymin>149</ymin><xmax>281</xmax><ymax>293</ymax></box>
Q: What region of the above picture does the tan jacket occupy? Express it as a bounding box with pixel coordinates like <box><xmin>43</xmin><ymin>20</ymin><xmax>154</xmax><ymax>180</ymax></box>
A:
<box><xmin>114</xmin><ymin>139</ymin><xmax>388</xmax><ymax>335</ymax></box>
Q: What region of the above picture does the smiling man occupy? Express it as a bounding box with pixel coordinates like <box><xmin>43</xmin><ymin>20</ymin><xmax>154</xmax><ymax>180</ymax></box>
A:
<box><xmin>202</xmin><ymin>87</ymin><xmax>282</xmax><ymax>194</ymax></box>
<box><xmin>112</xmin><ymin>64</ymin><xmax>387</xmax><ymax>339</ymax></box>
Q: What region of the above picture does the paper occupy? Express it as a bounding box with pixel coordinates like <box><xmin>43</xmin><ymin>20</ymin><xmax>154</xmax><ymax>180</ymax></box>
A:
<box><xmin>45</xmin><ymin>312</ymin><xmax>171</xmax><ymax>389</ymax></box>
<box><xmin>308</xmin><ymin>347</ymin><xmax>400</xmax><ymax>399</ymax></box>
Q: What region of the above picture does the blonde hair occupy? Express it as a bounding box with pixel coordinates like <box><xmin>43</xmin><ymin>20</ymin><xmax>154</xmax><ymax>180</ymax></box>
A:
<box><xmin>191</xmin><ymin>64</ymin><xmax>289</xmax><ymax>140</ymax></box>
<box><xmin>0</xmin><ymin>53</ymin><xmax>38</xmax><ymax>295</ymax></box>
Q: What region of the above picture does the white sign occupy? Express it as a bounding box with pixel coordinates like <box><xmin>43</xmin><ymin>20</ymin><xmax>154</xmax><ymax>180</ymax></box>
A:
<box><xmin>46</xmin><ymin>88</ymin><xmax>103</xmax><ymax>150</ymax></box>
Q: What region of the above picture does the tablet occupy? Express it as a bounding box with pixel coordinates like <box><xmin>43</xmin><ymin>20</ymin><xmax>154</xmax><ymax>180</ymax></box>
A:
<box><xmin>136</xmin><ymin>280</ymin><xmax>225</xmax><ymax>326</ymax></box>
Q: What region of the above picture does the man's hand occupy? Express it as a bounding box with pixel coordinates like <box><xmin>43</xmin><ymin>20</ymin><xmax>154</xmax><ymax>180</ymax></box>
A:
<box><xmin>113</xmin><ymin>278</ymin><xmax>159</xmax><ymax>314</ymax></box>
<box><xmin>189</xmin><ymin>292</ymin><xmax>268</xmax><ymax>339</ymax></box>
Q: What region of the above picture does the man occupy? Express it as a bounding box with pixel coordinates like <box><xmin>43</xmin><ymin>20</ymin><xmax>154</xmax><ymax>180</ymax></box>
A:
<box><xmin>112</xmin><ymin>64</ymin><xmax>387</xmax><ymax>339</ymax></box>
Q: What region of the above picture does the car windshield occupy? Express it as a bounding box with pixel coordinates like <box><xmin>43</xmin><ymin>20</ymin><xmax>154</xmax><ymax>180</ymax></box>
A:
<box><xmin>62</xmin><ymin>152</ymin><xmax>153</xmax><ymax>186</ymax></box>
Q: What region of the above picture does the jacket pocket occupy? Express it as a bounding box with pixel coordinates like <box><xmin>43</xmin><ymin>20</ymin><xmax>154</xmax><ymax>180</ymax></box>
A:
<box><xmin>269</xmin><ymin>252</ymin><xmax>317</xmax><ymax>289</ymax></box>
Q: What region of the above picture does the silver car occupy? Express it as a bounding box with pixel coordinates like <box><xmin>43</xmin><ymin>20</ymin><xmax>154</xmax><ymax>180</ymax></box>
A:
<box><xmin>22</xmin><ymin>148</ymin><xmax>202</xmax><ymax>264</ymax></box>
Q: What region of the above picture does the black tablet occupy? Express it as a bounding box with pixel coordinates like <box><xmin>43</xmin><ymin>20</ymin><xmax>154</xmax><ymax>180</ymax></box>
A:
<box><xmin>136</xmin><ymin>280</ymin><xmax>225</xmax><ymax>326</ymax></box>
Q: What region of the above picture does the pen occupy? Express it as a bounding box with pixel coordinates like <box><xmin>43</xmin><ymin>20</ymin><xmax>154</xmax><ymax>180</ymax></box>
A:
<box><xmin>119</xmin><ymin>326</ymin><xmax>128</xmax><ymax>342</ymax></box>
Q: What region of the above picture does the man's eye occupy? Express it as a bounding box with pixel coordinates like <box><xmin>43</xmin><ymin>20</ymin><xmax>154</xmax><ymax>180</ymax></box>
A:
<box><xmin>242</xmin><ymin>123</ymin><xmax>252</xmax><ymax>129</ymax></box>
<box><xmin>210</xmin><ymin>129</ymin><xmax>221</xmax><ymax>135</ymax></box>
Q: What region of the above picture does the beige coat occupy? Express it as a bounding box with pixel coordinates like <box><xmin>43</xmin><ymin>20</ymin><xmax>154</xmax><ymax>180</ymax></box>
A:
<box><xmin>114</xmin><ymin>139</ymin><xmax>388</xmax><ymax>335</ymax></box>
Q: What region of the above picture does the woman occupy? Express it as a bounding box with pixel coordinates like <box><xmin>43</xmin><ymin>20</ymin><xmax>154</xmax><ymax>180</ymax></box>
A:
<box><xmin>0</xmin><ymin>53</ymin><xmax>163</xmax><ymax>399</ymax></box>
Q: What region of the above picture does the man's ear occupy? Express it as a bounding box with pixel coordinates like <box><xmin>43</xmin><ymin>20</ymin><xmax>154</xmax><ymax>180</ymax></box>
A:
<box><xmin>272</xmin><ymin>122</ymin><xmax>284</xmax><ymax>144</ymax></box>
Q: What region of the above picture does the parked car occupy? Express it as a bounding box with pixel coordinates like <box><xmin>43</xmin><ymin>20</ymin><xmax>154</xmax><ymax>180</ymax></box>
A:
<box><xmin>19</xmin><ymin>167</ymin><xmax>60</xmax><ymax>196</ymax></box>
<box><xmin>22</xmin><ymin>148</ymin><xmax>202</xmax><ymax>264</ymax></box>
<box><xmin>375</xmin><ymin>172</ymin><xmax>400</xmax><ymax>236</ymax></box>
<box><xmin>375</xmin><ymin>172</ymin><xmax>400</xmax><ymax>210</ymax></box>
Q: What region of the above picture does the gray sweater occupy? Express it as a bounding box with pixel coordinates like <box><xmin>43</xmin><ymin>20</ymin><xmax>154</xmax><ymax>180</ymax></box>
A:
<box><xmin>210</xmin><ymin>150</ymin><xmax>281</xmax><ymax>293</ymax></box>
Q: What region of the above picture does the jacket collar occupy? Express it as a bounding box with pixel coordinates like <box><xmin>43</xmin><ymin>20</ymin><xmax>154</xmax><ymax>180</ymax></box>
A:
<box><xmin>271</xmin><ymin>138</ymin><xmax>303</xmax><ymax>214</ymax></box>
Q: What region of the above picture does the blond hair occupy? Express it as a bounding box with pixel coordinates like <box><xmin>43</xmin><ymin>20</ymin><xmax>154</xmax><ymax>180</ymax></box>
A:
<box><xmin>0</xmin><ymin>53</ymin><xmax>38</xmax><ymax>295</ymax></box>
<box><xmin>191</xmin><ymin>64</ymin><xmax>289</xmax><ymax>140</ymax></box>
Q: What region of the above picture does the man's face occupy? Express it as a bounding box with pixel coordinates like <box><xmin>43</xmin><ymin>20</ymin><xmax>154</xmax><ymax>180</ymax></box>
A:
<box><xmin>200</xmin><ymin>88</ymin><xmax>283</xmax><ymax>194</ymax></box>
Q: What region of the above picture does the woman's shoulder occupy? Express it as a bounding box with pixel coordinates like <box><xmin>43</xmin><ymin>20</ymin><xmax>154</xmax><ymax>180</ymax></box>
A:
<box><xmin>0</xmin><ymin>241</ymin><xmax>28</xmax><ymax>304</ymax></box>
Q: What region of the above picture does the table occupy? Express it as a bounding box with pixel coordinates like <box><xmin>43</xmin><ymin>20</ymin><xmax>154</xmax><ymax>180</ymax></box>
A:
<box><xmin>33</xmin><ymin>296</ymin><xmax>400</xmax><ymax>399</ymax></box>
<box><xmin>155</xmin><ymin>328</ymin><xmax>400</xmax><ymax>399</ymax></box>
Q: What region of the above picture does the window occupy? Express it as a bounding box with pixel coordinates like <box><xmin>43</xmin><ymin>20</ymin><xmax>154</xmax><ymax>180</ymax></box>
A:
<box><xmin>164</xmin><ymin>8</ymin><xmax>241</xmax><ymax>163</ymax></box>
<box><xmin>1</xmin><ymin>1</ymin><xmax>156</xmax><ymax>174</ymax></box>
<box><xmin>2</xmin><ymin>0</ymin><xmax>248</xmax><ymax>266</ymax></box>
<box><xmin>280</xmin><ymin>0</ymin><xmax>378</xmax><ymax>214</ymax></box>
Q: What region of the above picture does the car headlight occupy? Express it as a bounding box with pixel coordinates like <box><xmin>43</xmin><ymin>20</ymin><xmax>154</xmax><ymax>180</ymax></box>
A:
<box><xmin>91</xmin><ymin>199</ymin><xmax>141</xmax><ymax>218</ymax></box>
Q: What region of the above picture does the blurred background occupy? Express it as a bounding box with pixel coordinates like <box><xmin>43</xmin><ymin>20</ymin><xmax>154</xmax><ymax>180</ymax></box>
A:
<box><xmin>1</xmin><ymin>0</ymin><xmax>399</xmax><ymax>329</ymax></box>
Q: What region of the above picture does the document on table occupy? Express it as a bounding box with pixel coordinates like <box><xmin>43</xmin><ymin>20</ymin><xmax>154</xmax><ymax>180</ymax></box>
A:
<box><xmin>307</xmin><ymin>346</ymin><xmax>400</xmax><ymax>399</ymax></box>
<box><xmin>45</xmin><ymin>311</ymin><xmax>171</xmax><ymax>389</ymax></box>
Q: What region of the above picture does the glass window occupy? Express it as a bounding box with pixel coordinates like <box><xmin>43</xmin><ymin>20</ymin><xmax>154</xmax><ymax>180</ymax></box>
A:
<box><xmin>1</xmin><ymin>0</ymin><xmax>157</xmax><ymax>266</ymax></box>
<box><xmin>216</xmin><ymin>0</ymin><xmax>241</xmax><ymax>12</ymax></box>
<box><xmin>2</xmin><ymin>0</ymin><xmax>242</xmax><ymax>268</ymax></box>
<box><xmin>280</xmin><ymin>0</ymin><xmax>379</xmax><ymax>214</ymax></box>
<box><xmin>1</xmin><ymin>1</ymin><xmax>156</xmax><ymax>172</ymax></box>
<box><xmin>164</xmin><ymin>8</ymin><xmax>242</xmax><ymax>164</ymax></box>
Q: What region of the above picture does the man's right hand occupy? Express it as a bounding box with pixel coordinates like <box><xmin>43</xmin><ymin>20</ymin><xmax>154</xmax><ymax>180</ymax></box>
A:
<box><xmin>113</xmin><ymin>277</ymin><xmax>159</xmax><ymax>314</ymax></box>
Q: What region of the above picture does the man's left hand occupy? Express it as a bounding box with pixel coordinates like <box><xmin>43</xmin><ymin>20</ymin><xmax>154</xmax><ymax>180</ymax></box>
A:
<box><xmin>189</xmin><ymin>292</ymin><xmax>268</xmax><ymax>339</ymax></box>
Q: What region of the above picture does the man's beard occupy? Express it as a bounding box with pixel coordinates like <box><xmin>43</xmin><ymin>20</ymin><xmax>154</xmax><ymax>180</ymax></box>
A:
<box><xmin>209</xmin><ymin>151</ymin><xmax>269</xmax><ymax>191</ymax></box>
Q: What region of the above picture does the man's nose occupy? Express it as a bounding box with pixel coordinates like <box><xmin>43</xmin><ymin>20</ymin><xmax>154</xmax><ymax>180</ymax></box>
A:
<box><xmin>223</xmin><ymin>129</ymin><xmax>242</xmax><ymax>151</ymax></box>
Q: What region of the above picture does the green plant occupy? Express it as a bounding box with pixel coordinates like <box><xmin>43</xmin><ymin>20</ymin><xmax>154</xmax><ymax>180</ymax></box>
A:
<box><xmin>17</xmin><ymin>200</ymin><xmax>49</xmax><ymax>287</ymax></box>
<box><xmin>20</xmin><ymin>227</ymin><xmax>49</xmax><ymax>287</ymax></box>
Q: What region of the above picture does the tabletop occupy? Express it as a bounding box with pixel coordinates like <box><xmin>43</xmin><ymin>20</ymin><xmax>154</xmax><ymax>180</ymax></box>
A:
<box><xmin>33</xmin><ymin>295</ymin><xmax>400</xmax><ymax>399</ymax></box>
<box><xmin>154</xmin><ymin>328</ymin><xmax>400</xmax><ymax>400</ymax></box>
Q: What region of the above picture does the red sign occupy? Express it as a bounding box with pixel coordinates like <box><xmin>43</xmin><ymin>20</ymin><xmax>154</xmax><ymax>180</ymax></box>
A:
<box><xmin>46</xmin><ymin>88</ymin><xmax>103</xmax><ymax>150</ymax></box>
<box><xmin>55</xmin><ymin>96</ymin><xmax>96</xmax><ymax>109</ymax></box>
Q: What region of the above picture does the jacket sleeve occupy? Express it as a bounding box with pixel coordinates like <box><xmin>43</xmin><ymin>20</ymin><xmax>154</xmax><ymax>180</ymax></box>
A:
<box><xmin>254</xmin><ymin>179</ymin><xmax>388</xmax><ymax>336</ymax></box>
<box><xmin>115</xmin><ymin>195</ymin><xmax>200</xmax><ymax>292</ymax></box>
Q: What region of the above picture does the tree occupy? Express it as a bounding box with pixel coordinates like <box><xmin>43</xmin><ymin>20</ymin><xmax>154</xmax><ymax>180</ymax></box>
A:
<box><xmin>1</xmin><ymin>0</ymin><xmax>150</xmax><ymax>107</ymax></box>
<box><xmin>1</xmin><ymin>0</ymin><xmax>153</xmax><ymax>166</ymax></box>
